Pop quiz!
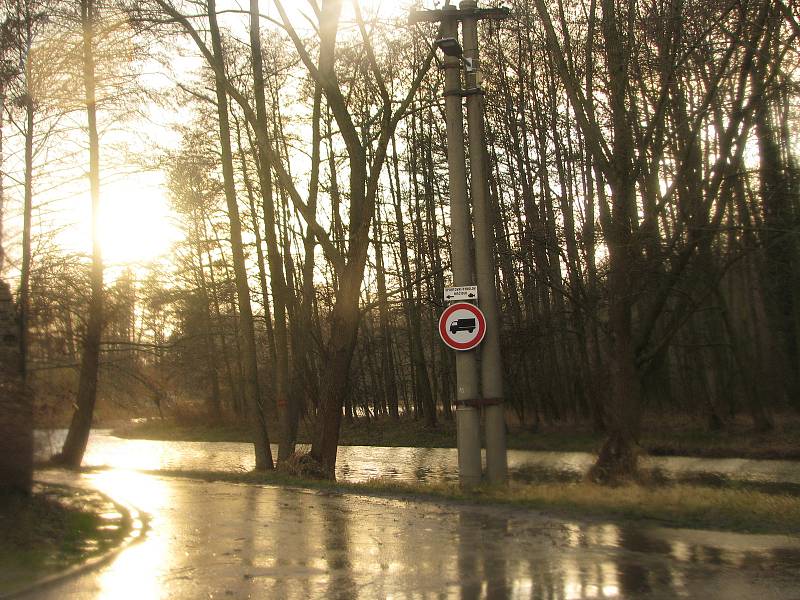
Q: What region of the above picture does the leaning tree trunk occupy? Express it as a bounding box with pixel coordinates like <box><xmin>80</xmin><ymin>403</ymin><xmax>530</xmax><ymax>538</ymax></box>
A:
<box><xmin>58</xmin><ymin>0</ymin><xmax>104</xmax><ymax>468</ymax></box>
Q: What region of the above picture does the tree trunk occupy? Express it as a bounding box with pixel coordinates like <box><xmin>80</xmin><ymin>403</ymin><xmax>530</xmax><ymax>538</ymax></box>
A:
<box><xmin>310</xmin><ymin>263</ymin><xmax>363</xmax><ymax>476</ymax></box>
<box><xmin>0</xmin><ymin>66</ymin><xmax>32</xmax><ymax>492</ymax></box>
<box><xmin>208</xmin><ymin>0</ymin><xmax>273</xmax><ymax>470</ymax></box>
<box><xmin>57</xmin><ymin>0</ymin><xmax>104</xmax><ymax>468</ymax></box>
<box><xmin>0</xmin><ymin>280</ymin><xmax>31</xmax><ymax>494</ymax></box>
<box><xmin>249</xmin><ymin>0</ymin><xmax>294</xmax><ymax>462</ymax></box>
<box><xmin>375</xmin><ymin>208</ymin><xmax>399</xmax><ymax>419</ymax></box>
<box><xmin>390</xmin><ymin>134</ymin><xmax>435</xmax><ymax>427</ymax></box>
<box><xmin>19</xmin><ymin>95</ymin><xmax>33</xmax><ymax>382</ymax></box>
<box><xmin>295</xmin><ymin>84</ymin><xmax>323</xmax><ymax>418</ymax></box>
<box><xmin>588</xmin><ymin>0</ymin><xmax>642</xmax><ymax>482</ymax></box>
<box><xmin>753</xmin><ymin>9</ymin><xmax>800</xmax><ymax>410</ymax></box>
<box><xmin>237</xmin><ymin>118</ymin><xmax>276</xmax><ymax>376</ymax></box>
<box><xmin>194</xmin><ymin>237</ymin><xmax>222</xmax><ymax>419</ymax></box>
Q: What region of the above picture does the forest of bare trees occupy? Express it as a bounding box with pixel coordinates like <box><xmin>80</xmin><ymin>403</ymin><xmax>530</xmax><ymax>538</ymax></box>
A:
<box><xmin>1</xmin><ymin>0</ymin><xmax>798</xmax><ymax>489</ymax></box>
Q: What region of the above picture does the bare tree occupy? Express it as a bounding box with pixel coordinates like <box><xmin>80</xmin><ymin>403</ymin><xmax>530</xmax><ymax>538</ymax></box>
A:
<box><xmin>55</xmin><ymin>0</ymin><xmax>104</xmax><ymax>467</ymax></box>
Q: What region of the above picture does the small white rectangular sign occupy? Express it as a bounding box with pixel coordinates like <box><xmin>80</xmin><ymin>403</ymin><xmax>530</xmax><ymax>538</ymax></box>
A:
<box><xmin>444</xmin><ymin>285</ymin><xmax>478</xmax><ymax>302</ymax></box>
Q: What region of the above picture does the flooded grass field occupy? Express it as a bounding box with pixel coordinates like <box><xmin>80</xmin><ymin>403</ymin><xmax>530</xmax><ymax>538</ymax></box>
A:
<box><xmin>35</xmin><ymin>430</ymin><xmax>800</xmax><ymax>492</ymax></box>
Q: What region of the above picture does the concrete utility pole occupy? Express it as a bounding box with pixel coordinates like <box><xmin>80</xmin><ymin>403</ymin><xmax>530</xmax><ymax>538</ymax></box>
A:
<box><xmin>460</xmin><ymin>0</ymin><xmax>508</xmax><ymax>483</ymax></box>
<box><xmin>441</xmin><ymin>6</ymin><xmax>482</xmax><ymax>487</ymax></box>
<box><xmin>410</xmin><ymin>1</ymin><xmax>509</xmax><ymax>486</ymax></box>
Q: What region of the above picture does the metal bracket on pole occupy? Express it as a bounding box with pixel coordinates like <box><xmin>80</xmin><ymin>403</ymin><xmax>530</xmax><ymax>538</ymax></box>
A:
<box><xmin>454</xmin><ymin>398</ymin><xmax>504</xmax><ymax>408</ymax></box>
<box><xmin>443</xmin><ymin>88</ymin><xmax>484</xmax><ymax>98</ymax></box>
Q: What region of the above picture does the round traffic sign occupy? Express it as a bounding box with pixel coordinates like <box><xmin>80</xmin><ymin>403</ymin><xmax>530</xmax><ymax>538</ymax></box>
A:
<box><xmin>438</xmin><ymin>302</ymin><xmax>486</xmax><ymax>351</ymax></box>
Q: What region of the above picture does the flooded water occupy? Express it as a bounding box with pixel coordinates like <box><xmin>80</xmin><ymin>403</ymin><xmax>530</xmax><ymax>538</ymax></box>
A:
<box><xmin>35</xmin><ymin>430</ymin><xmax>800</xmax><ymax>488</ymax></box>
<box><xmin>31</xmin><ymin>433</ymin><xmax>800</xmax><ymax>599</ymax></box>
<box><xmin>33</xmin><ymin>468</ymin><xmax>800</xmax><ymax>599</ymax></box>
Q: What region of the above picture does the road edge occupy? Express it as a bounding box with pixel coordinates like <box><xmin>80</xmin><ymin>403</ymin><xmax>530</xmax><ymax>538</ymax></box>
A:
<box><xmin>0</xmin><ymin>481</ymin><xmax>149</xmax><ymax>600</ymax></box>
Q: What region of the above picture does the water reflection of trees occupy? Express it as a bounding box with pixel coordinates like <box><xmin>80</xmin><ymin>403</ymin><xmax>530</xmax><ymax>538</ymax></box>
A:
<box><xmin>35</xmin><ymin>473</ymin><xmax>800</xmax><ymax>599</ymax></box>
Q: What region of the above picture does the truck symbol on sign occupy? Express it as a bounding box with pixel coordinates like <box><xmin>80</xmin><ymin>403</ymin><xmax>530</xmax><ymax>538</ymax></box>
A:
<box><xmin>449</xmin><ymin>318</ymin><xmax>476</xmax><ymax>334</ymax></box>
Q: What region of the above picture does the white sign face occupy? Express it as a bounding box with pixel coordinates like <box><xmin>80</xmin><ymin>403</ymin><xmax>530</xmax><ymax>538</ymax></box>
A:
<box><xmin>443</xmin><ymin>285</ymin><xmax>478</xmax><ymax>302</ymax></box>
<box><xmin>438</xmin><ymin>302</ymin><xmax>486</xmax><ymax>351</ymax></box>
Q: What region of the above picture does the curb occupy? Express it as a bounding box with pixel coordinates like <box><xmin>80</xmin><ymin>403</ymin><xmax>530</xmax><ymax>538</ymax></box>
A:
<box><xmin>0</xmin><ymin>482</ymin><xmax>149</xmax><ymax>599</ymax></box>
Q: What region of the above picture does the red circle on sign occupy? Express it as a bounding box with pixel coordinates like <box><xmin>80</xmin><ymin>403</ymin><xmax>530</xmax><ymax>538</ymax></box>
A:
<box><xmin>438</xmin><ymin>302</ymin><xmax>486</xmax><ymax>351</ymax></box>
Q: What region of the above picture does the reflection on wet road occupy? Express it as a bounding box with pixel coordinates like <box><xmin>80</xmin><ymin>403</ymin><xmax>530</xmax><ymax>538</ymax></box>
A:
<box><xmin>35</xmin><ymin>469</ymin><xmax>800</xmax><ymax>599</ymax></box>
<box><xmin>34</xmin><ymin>430</ymin><xmax>800</xmax><ymax>489</ymax></box>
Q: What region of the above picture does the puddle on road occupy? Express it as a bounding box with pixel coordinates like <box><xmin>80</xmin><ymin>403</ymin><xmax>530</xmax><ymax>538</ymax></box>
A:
<box><xmin>36</xmin><ymin>468</ymin><xmax>800</xmax><ymax>600</ymax></box>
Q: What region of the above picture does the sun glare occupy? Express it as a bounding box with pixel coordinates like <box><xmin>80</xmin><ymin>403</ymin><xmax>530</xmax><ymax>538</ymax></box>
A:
<box><xmin>98</xmin><ymin>174</ymin><xmax>180</xmax><ymax>268</ymax></box>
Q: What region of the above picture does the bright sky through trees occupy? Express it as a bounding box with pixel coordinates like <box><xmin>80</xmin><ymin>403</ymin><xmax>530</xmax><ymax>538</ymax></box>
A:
<box><xmin>3</xmin><ymin>0</ymin><xmax>426</xmax><ymax>279</ymax></box>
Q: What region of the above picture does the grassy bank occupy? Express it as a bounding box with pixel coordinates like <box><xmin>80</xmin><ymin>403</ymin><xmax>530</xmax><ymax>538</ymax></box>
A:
<box><xmin>0</xmin><ymin>484</ymin><xmax>130</xmax><ymax>596</ymax></box>
<box><xmin>138</xmin><ymin>467</ymin><xmax>800</xmax><ymax>535</ymax></box>
<box><xmin>113</xmin><ymin>415</ymin><xmax>800</xmax><ymax>460</ymax></box>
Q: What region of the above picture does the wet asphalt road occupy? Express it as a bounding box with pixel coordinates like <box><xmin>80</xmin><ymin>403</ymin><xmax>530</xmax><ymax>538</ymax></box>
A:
<box><xmin>31</xmin><ymin>469</ymin><xmax>800</xmax><ymax>600</ymax></box>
